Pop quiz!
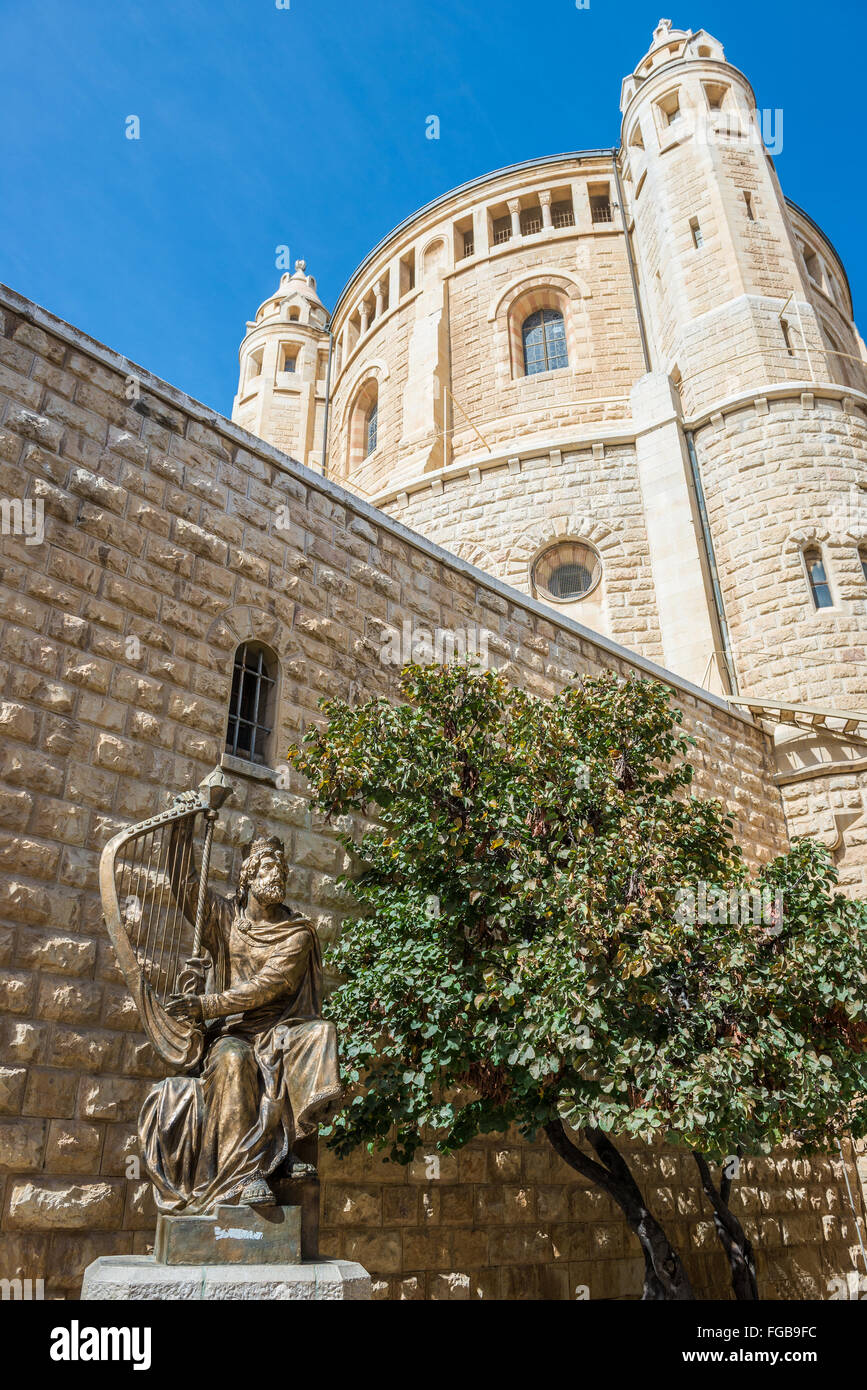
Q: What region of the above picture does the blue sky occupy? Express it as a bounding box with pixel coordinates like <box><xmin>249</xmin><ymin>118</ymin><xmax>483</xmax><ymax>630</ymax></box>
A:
<box><xmin>1</xmin><ymin>0</ymin><xmax>864</xmax><ymax>414</ymax></box>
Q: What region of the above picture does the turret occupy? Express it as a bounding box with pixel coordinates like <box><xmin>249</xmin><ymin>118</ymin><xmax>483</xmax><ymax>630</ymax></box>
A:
<box><xmin>618</xmin><ymin>18</ymin><xmax>852</xmax><ymax>417</ymax></box>
<box><xmin>231</xmin><ymin>260</ymin><xmax>331</xmax><ymax>471</ymax></box>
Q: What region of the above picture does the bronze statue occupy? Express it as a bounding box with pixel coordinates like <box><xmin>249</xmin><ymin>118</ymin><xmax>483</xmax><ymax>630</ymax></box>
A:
<box><xmin>99</xmin><ymin>770</ymin><xmax>343</xmax><ymax>1219</ymax></box>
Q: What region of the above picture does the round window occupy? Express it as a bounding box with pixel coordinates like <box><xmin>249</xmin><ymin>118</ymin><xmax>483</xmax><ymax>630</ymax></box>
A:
<box><xmin>532</xmin><ymin>541</ymin><xmax>601</xmax><ymax>602</ymax></box>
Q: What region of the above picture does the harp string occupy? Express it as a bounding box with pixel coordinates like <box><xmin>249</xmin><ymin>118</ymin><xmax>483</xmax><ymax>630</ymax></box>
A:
<box><xmin>163</xmin><ymin>816</ymin><xmax>191</xmax><ymax>990</ymax></box>
<box><xmin>139</xmin><ymin>828</ymin><xmax>163</xmax><ymax>985</ymax></box>
<box><xmin>145</xmin><ymin>819</ymin><xmax>181</xmax><ymax>993</ymax></box>
<box><xmin>151</xmin><ymin>822</ymin><xmax>174</xmax><ymax>995</ymax></box>
<box><xmin>112</xmin><ymin>806</ymin><xmax>205</xmax><ymax>999</ymax></box>
<box><xmin>126</xmin><ymin>832</ymin><xmax>150</xmax><ymax>961</ymax></box>
<box><xmin>118</xmin><ymin>837</ymin><xmax>138</xmax><ymax>942</ymax></box>
<box><xmin>170</xmin><ymin>818</ymin><xmax>199</xmax><ymax>993</ymax></box>
<box><xmin>161</xmin><ymin>817</ymin><xmax>194</xmax><ymax>995</ymax></box>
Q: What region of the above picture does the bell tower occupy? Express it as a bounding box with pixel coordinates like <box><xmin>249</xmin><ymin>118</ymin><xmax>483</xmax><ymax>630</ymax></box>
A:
<box><xmin>619</xmin><ymin>18</ymin><xmax>833</xmax><ymax>418</ymax></box>
<box><xmin>232</xmin><ymin>260</ymin><xmax>331</xmax><ymax>471</ymax></box>
<box><xmin>620</xmin><ymin>20</ymin><xmax>867</xmax><ymax>893</ymax></box>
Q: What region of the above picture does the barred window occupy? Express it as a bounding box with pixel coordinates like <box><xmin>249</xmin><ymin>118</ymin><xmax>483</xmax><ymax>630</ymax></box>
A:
<box><xmin>522</xmin><ymin>308</ymin><xmax>568</xmax><ymax>375</ymax></box>
<box><xmin>804</xmin><ymin>548</ymin><xmax>832</xmax><ymax>609</ymax></box>
<box><xmin>225</xmin><ymin>643</ymin><xmax>277</xmax><ymax>764</ymax></box>
<box><xmin>365</xmin><ymin>401</ymin><xmax>378</xmax><ymax>456</ymax></box>
<box><xmin>532</xmin><ymin>541</ymin><xmax>601</xmax><ymax>602</ymax></box>
<box><xmin>551</xmin><ymin>200</ymin><xmax>575</xmax><ymax>228</ymax></box>
<box><xmin>520</xmin><ymin>206</ymin><xmax>543</xmax><ymax>236</ymax></box>
<box><xmin>492</xmin><ymin>216</ymin><xmax>512</xmax><ymax>246</ymax></box>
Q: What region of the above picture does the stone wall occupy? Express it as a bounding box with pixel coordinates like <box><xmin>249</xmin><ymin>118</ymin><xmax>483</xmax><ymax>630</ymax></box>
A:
<box><xmin>381</xmin><ymin>442</ymin><xmax>668</xmax><ymax>667</ymax></box>
<box><xmin>692</xmin><ymin>388</ymin><xmax>867</xmax><ymax>895</ymax></box>
<box><xmin>0</xmin><ymin>283</ymin><xmax>863</xmax><ymax>1300</ymax></box>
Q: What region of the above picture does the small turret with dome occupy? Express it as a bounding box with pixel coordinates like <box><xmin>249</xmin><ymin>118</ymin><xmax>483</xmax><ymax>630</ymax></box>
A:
<box><xmin>232</xmin><ymin>259</ymin><xmax>331</xmax><ymax>470</ymax></box>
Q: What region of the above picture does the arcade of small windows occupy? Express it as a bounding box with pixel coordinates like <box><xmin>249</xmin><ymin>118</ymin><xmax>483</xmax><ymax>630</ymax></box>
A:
<box><xmin>225</xmin><ymin>642</ymin><xmax>277</xmax><ymax>765</ymax></box>
<box><xmin>522</xmin><ymin>308</ymin><xmax>568</xmax><ymax>376</ymax></box>
<box><xmin>803</xmin><ymin>548</ymin><xmax>833</xmax><ymax>610</ymax></box>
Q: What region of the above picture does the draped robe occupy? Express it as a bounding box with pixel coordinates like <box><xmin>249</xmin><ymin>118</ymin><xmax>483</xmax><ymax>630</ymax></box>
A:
<box><xmin>138</xmin><ymin>878</ymin><xmax>342</xmax><ymax>1215</ymax></box>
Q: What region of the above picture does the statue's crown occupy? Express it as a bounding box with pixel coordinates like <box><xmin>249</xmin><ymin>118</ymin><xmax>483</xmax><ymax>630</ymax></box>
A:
<box><xmin>243</xmin><ymin>834</ymin><xmax>286</xmax><ymax>862</ymax></box>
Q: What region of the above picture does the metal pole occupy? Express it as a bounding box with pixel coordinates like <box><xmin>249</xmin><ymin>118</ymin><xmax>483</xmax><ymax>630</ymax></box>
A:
<box><xmin>320</xmin><ymin>323</ymin><xmax>334</xmax><ymax>476</ymax></box>
<box><xmin>612</xmin><ymin>151</ymin><xmax>652</xmax><ymax>374</ymax></box>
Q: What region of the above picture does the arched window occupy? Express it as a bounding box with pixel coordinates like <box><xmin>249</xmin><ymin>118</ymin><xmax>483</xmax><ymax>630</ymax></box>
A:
<box><xmin>522</xmin><ymin>309</ymin><xmax>568</xmax><ymax>376</ymax></box>
<box><xmin>365</xmin><ymin>401</ymin><xmax>378</xmax><ymax>457</ymax></box>
<box><xmin>245</xmin><ymin>348</ymin><xmax>264</xmax><ymax>385</ymax></box>
<box><xmin>803</xmin><ymin>548</ymin><xmax>832</xmax><ymax>610</ymax></box>
<box><xmin>225</xmin><ymin>642</ymin><xmax>277</xmax><ymax>765</ymax></box>
<box><xmin>347</xmin><ymin>378</ymin><xmax>379</xmax><ymax>473</ymax></box>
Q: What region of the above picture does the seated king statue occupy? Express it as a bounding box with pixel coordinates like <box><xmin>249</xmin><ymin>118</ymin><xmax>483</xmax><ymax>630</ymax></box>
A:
<box><xmin>137</xmin><ymin>823</ymin><xmax>343</xmax><ymax>1215</ymax></box>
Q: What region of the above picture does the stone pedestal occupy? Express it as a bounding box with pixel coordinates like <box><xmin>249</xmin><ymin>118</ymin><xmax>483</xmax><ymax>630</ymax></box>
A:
<box><xmin>81</xmin><ymin>1255</ymin><xmax>371</xmax><ymax>1300</ymax></box>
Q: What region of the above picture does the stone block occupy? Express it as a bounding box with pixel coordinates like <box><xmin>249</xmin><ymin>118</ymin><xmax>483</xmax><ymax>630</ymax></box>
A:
<box><xmin>81</xmin><ymin>1255</ymin><xmax>371</xmax><ymax>1300</ymax></box>
<box><xmin>7</xmin><ymin>1178</ymin><xmax>124</xmax><ymax>1230</ymax></box>
<box><xmin>154</xmin><ymin>1203</ymin><xmax>302</xmax><ymax>1266</ymax></box>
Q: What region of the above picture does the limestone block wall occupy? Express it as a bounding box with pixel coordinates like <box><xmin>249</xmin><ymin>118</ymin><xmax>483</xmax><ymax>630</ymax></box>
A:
<box><xmin>0</xmin><ymin>282</ymin><xmax>862</xmax><ymax>1300</ymax></box>
<box><xmin>690</xmin><ymin>386</ymin><xmax>867</xmax><ymax>895</ymax></box>
<box><xmin>692</xmin><ymin>391</ymin><xmax>867</xmax><ymax>708</ymax></box>
<box><xmin>377</xmin><ymin>442</ymin><xmax>667</xmax><ymax>665</ymax></box>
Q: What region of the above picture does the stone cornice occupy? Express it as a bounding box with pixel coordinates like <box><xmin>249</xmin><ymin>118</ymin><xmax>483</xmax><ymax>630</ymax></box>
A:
<box><xmin>684</xmin><ymin>380</ymin><xmax>867</xmax><ymax>433</ymax></box>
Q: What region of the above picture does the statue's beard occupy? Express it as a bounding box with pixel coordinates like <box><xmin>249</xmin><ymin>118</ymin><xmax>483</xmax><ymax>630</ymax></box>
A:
<box><xmin>251</xmin><ymin>873</ymin><xmax>285</xmax><ymax>906</ymax></box>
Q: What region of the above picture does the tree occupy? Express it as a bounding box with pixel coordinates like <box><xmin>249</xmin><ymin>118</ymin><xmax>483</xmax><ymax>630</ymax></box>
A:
<box><xmin>290</xmin><ymin>664</ymin><xmax>867</xmax><ymax>1300</ymax></box>
<box><xmin>684</xmin><ymin>839</ymin><xmax>867</xmax><ymax>1299</ymax></box>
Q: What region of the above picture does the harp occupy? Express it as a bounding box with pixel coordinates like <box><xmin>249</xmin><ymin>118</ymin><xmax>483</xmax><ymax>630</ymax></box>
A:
<box><xmin>98</xmin><ymin>766</ymin><xmax>232</xmax><ymax>1073</ymax></box>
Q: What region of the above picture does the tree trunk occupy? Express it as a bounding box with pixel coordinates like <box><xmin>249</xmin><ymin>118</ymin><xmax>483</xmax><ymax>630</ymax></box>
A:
<box><xmin>692</xmin><ymin>1151</ymin><xmax>759</xmax><ymax>1300</ymax></box>
<box><xmin>544</xmin><ymin>1119</ymin><xmax>694</xmax><ymax>1300</ymax></box>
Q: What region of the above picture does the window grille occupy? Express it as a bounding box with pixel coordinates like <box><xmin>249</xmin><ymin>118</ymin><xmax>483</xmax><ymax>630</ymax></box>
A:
<box><xmin>532</xmin><ymin>542</ymin><xmax>601</xmax><ymax>601</ymax></box>
<box><xmin>365</xmin><ymin>402</ymin><xmax>378</xmax><ymax>456</ymax></box>
<box><xmin>225</xmin><ymin>644</ymin><xmax>276</xmax><ymax>764</ymax></box>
